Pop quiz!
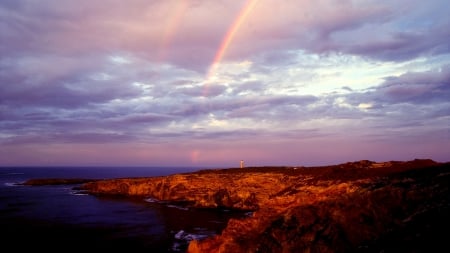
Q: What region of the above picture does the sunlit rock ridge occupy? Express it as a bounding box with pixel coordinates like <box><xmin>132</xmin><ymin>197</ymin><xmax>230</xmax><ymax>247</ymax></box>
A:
<box><xmin>80</xmin><ymin>159</ymin><xmax>449</xmax><ymax>253</ymax></box>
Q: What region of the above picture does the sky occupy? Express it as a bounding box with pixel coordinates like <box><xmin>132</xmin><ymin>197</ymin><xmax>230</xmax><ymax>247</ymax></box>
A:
<box><xmin>1</xmin><ymin>0</ymin><xmax>449</xmax><ymax>167</ymax></box>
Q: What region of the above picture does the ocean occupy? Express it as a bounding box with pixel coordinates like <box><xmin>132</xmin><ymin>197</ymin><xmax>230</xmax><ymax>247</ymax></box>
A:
<box><xmin>0</xmin><ymin>166</ymin><xmax>246</xmax><ymax>252</ymax></box>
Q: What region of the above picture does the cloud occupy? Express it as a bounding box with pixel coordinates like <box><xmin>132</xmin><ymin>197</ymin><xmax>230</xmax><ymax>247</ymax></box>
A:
<box><xmin>1</xmin><ymin>1</ymin><xmax>449</xmax><ymax>166</ymax></box>
<box><xmin>230</xmin><ymin>80</ymin><xmax>267</xmax><ymax>95</ymax></box>
<box><xmin>176</xmin><ymin>83</ymin><xmax>227</xmax><ymax>97</ymax></box>
<box><xmin>1</xmin><ymin>1</ymin><xmax>447</xmax><ymax>69</ymax></box>
<box><xmin>0</xmin><ymin>0</ymin><xmax>235</xmax><ymax>72</ymax></box>
<box><xmin>219</xmin><ymin>0</ymin><xmax>450</xmax><ymax>64</ymax></box>
<box><xmin>374</xmin><ymin>66</ymin><xmax>450</xmax><ymax>104</ymax></box>
<box><xmin>340</xmin><ymin>24</ymin><xmax>450</xmax><ymax>61</ymax></box>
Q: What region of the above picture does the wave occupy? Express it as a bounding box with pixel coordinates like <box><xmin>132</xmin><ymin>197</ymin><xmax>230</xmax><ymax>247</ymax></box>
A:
<box><xmin>3</xmin><ymin>182</ymin><xmax>22</xmax><ymax>187</ymax></box>
<box><xmin>70</xmin><ymin>190</ymin><xmax>89</xmax><ymax>196</ymax></box>
<box><xmin>144</xmin><ymin>197</ymin><xmax>159</xmax><ymax>203</ymax></box>
<box><xmin>167</xmin><ymin>204</ymin><xmax>189</xmax><ymax>211</ymax></box>
<box><xmin>172</xmin><ymin>229</ymin><xmax>215</xmax><ymax>252</ymax></box>
<box><xmin>1</xmin><ymin>172</ymin><xmax>25</xmax><ymax>176</ymax></box>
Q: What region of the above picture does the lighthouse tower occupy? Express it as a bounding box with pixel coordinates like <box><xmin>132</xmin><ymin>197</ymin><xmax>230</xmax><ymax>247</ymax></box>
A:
<box><xmin>240</xmin><ymin>160</ymin><xmax>244</xmax><ymax>169</ymax></box>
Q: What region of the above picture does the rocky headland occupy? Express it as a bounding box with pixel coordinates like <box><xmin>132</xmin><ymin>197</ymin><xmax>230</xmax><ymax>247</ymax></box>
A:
<box><xmin>29</xmin><ymin>159</ymin><xmax>450</xmax><ymax>252</ymax></box>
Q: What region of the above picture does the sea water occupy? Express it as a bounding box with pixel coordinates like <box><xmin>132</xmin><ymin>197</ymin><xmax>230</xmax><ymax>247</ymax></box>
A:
<box><xmin>0</xmin><ymin>166</ymin><xmax>245</xmax><ymax>252</ymax></box>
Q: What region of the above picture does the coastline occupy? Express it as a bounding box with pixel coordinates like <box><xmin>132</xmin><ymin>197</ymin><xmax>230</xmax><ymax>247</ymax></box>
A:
<box><xmin>21</xmin><ymin>159</ymin><xmax>450</xmax><ymax>252</ymax></box>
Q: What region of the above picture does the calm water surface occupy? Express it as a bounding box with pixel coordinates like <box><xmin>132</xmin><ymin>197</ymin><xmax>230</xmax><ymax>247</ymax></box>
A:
<box><xmin>0</xmin><ymin>167</ymin><xmax>247</xmax><ymax>252</ymax></box>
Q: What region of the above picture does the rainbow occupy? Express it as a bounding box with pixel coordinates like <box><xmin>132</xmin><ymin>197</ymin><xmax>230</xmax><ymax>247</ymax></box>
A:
<box><xmin>203</xmin><ymin>0</ymin><xmax>259</xmax><ymax>95</ymax></box>
<box><xmin>157</xmin><ymin>0</ymin><xmax>189</xmax><ymax>64</ymax></box>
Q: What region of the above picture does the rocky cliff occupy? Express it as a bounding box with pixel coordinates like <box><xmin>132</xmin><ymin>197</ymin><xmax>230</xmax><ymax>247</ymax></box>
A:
<box><xmin>80</xmin><ymin>159</ymin><xmax>450</xmax><ymax>252</ymax></box>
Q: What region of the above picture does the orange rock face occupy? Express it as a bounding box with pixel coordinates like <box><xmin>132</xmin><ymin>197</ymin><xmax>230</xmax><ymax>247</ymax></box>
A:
<box><xmin>80</xmin><ymin>159</ymin><xmax>450</xmax><ymax>253</ymax></box>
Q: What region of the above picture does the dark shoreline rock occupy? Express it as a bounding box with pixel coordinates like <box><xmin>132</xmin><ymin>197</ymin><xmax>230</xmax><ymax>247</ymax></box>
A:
<box><xmin>21</xmin><ymin>178</ymin><xmax>100</xmax><ymax>186</ymax></box>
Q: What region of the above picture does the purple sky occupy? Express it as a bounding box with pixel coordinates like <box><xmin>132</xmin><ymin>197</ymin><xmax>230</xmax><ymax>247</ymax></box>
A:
<box><xmin>1</xmin><ymin>0</ymin><xmax>449</xmax><ymax>167</ymax></box>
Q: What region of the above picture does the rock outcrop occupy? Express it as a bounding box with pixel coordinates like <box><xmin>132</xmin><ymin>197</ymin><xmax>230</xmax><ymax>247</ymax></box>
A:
<box><xmin>79</xmin><ymin>159</ymin><xmax>450</xmax><ymax>252</ymax></box>
<box><xmin>22</xmin><ymin>178</ymin><xmax>99</xmax><ymax>186</ymax></box>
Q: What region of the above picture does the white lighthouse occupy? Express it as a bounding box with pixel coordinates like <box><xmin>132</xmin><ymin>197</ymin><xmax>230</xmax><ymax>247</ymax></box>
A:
<box><xmin>240</xmin><ymin>160</ymin><xmax>244</xmax><ymax>168</ymax></box>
